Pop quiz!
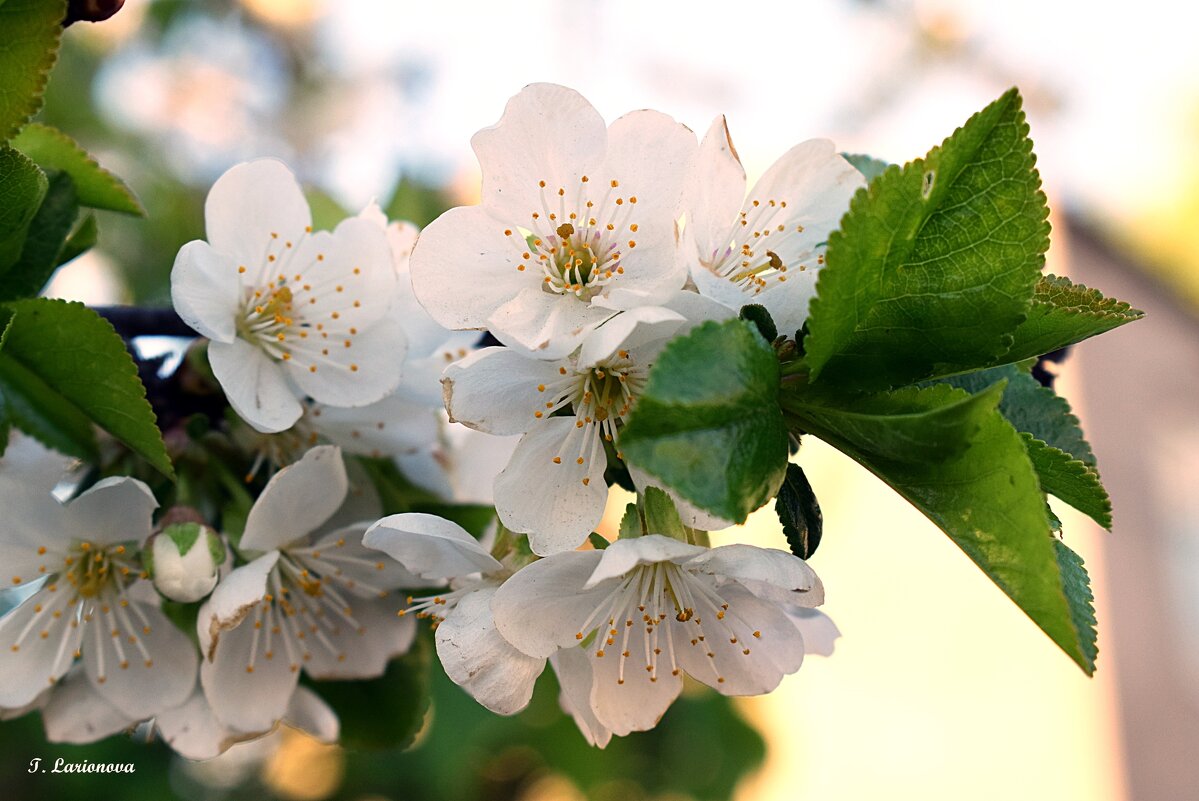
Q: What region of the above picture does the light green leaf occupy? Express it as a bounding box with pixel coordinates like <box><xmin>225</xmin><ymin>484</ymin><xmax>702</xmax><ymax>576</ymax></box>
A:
<box><xmin>0</xmin><ymin>298</ymin><xmax>173</xmax><ymax>476</ymax></box>
<box><xmin>11</xmin><ymin>123</ymin><xmax>144</xmax><ymax>215</ymax></box>
<box><xmin>783</xmin><ymin>380</ymin><xmax>1095</xmax><ymax>673</ymax></box>
<box><xmin>0</xmin><ymin>146</ymin><xmax>47</xmax><ymax>271</ymax></box>
<box><xmin>618</xmin><ymin>502</ymin><xmax>640</xmax><ymax>540</ymax></box>
<box><xmin>642</xmin><ymin>486</ymin><xmax>687</xmax><ymax>540</ymax></box>
<box><xmin>1022</xmin><ymin>435</ymin><xmax>1111</xmax><ymax>529</ymax></box>
<box><xmin>842</xmin><ymin>153</ymin><xmax>890</xmax><ymax>182</ymax></box>
<box><xmin>620</xmin><ymin>319</ymin><xmax>788</xmax><ymax>524</ymax></box>
<box><xmin>775</xmin><ymin>463</ymin><xmax>822</xmax><ymax>559</ymax></box>
<box><xmin>0</xmin><ymin>0</ymin><xmax>64</xmax><ymax>142</ymax></box>
<box><xmin>0</xmin><ymin>169</ymin><xmax>78</xmax><ymax>301</ymax></box>
<box><xmin>1054</xmin><ymin>539</ymin><xmax>1098</xmax><ymax>671</ymax></box>
<box><xmin>311</xmin><ymin>631</ymin><xmax>432</xmax><ymax>750</ymax></box>
<box><xmin>998</xmin><ymin>274</ymin><xmax>1143</xmax><ymax>364</ymax></box>
<box><xmin>805</xmin><ymin>89</ymin><xmax>1050</xmax><ymax>389</ymax></box>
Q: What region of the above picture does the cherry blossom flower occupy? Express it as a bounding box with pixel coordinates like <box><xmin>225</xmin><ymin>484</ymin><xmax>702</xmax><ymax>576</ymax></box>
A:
<box><xmin>410</xmin><ymin>83</ymin><xmax>697</xmax><ymax>358</ymax></box>
<box><xmin>0</xmin><ymin>468</ymin><xmax>198</xmax><ymax>719</ymax></box>
<box><xmin>171</xmin><ymin>159</ymin><xmax>405</xmax><ymax>433</ymax></box>
<box><xmin>491</xmin><ymin>535</ymin><xmax>824</xmax><ymax>739</ymax></box>
<box><xmin>686</xmin><ymin>117</ymin><xmax>865</xmax><ymax>335</ymax></box>
<box><xmin>197</xmin><ymin>446</ymin><xmax>416</xmax><ymax>734</ymax></box>
<box><xmin>442</xmin><ymin>292</ymin><xmax>733</xmax><ymax>554</ymax></box>
<box><xmin>363</xmin><ymin>513</ymin><xmax>544</xmax><ymax>715</ymax></box>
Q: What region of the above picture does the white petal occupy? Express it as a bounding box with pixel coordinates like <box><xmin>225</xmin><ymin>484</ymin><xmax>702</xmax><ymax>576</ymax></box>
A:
<box><xmin>295</xmin><ymin>524</ymin><xmax>428</xmax><ymax>596</ymax></box>
<box><xmin>0</xmin><ymin>430</ymin><xmax>74</xmax><ymax>485</ymax></box>
<box><xmin>436</xmin><ymin>585</ymin><xmax>545</xmax><ymax>715</ymax></box>
<box><xmin>583</xmin><ymin>535</ymin><xmax>706</xmax><ymax>589</ymax></box>
<box><xmin>690</xmin><ymin>258</ymin><xmax>757</xmax><ymax>315</ymax></box>
<box><xmin>494</xmin><ymin>419</ymin><xmax>609</xmax><ymax>555</ymax></box>
<box><xmin>753</xmin><ymin>266</ymin><xmax>823</xmax><ymax>339</ymax></box>
<box><xmin>285</xmin><ymin>685</ymin><xmax>339</xmax><ymax>743</ymax></box>
<box><xmin>576</xmin><ymin>306</ymin><xmax>685</xmax><ymax>368</ymax></box>
<box><xmin>395</xmin><ymin>447</ymin><xmax>455</xmax><ymax>502</ymax></box>
<box><xmin>440</xmin><ymin>428</ymin><xmax>521</xmax><ymax>506</ymax></box>
<box><xmin>302</xmin><ymin>597</ymin><xmax>415</xmax><ymax>680</ymax></box>
<box><xmin>199</xmin><ymin>552</ymin><xmax>279</xmax><ymax>656</ymax></box>
<box><xmin>84</xmin><ymin>602</ymin><xmax>198</xmax><ymax>719</ymax></box>
<box><xmin>487</xmin><ymin>286</ymin><xmax>614</xmax><ymax>359</ymax></box>
<box><xmin>550</xmin><ymin>647</ymin><xmax>611</xmax><ymax>748</ymax></box>
<box><xmin>602</xmin><ymin>109</ymin><xmax>696</xmax><ymax>225</ymax></box>
<box><xmin>472</xmin><ymin>83</ymin><xmax>607</xmax><ymax>224</ymax></box>
<box><xmin>363</xmin><ymin>513</ymin><xmax>501</xmax><ymax>579</ymax></box>
<box><xmin>789</xmin><ymin>608</ymin><xmax>840</xmax><ymax>657</ymax></box>
<box><xmin>170</xmin><ymin>240</ymin><xmax>240</xmax><ymax>343</ymax></box>
<box><xmin>200</xmin><ymin>599</ymin><xmax>299</xmax><ymax>733</ymax></box>
<box><xmin>409</xmin><ymin>205</ymin><xmax>531</xmax><ymax>330</ymax></box>
<box><xmin>209</xmin><ymin>338</ymin><xmax>303</xmax><ymax>434</ymax></box>
<box><xmin>314</xmin><ymin>214</ymin><xmax>398</xmax><ymax>323</ymax></box>
<box><xmin>287</xmin><ymin>314</ymin><xmax>405</xmax><ymax>408</ymax></box>
<box><xmin>42</xmin><ymin>665</ymin><xmax>137</xmax><ymax>744</ymax></box>
<box><xmin>156</xmin><ymin>688</ymin><xmax>244</xmax><ymax>760</ymax></box>
<box><xmin>675</xmin><ymin>584</ymin><xmax>805</xmax><ymax>696</ymax></box>
<box><xmin>65</xmin><ymin>476</ymin><xmax>157</xmax><ymax>547</ymax></box>
<box><xmin>0</xmin><ymin>484</ymin><xmax>69</xmax><ymax>588</ymax></box>
<box><xmin>242</xmin><ymin>445</ymin><xmax>347</xmax><ymax>552</ymax></box>
<box><xmin>310</xmin><ymin>395</ymin><xmax>437</xmax><ymax>459</ymax></box>
<box><xmin>490</xmin><ymin>550</ymin><xmax>606</xmax><ymax>659</ymax></box>
<box><xmin>687</xmin><ymin>116</ymin><xmax>747</xmax><ymax>265</ymax></box>
<box><xmin>685</xmin><ymin>544</ymin><xmax>824</xmax><ymax>607</ymax></box>
<box><xmin>586</xmin><ymin>624</ymin><xmax>683</xmax><ymax>737</ymax></box>
<box><xmin>443</xmin><ymin>347</ymin><xmax>563</xmax><ymax>436</ymax></box>
<box><xmin>205</xmin><ymin>159</ymin><xmax>312</xmax><ymax>271</ymax></box>
<box><xmin>0</xmin><ymin>588</ymin><xmax>82</xmax><ymax>708</ymax></box>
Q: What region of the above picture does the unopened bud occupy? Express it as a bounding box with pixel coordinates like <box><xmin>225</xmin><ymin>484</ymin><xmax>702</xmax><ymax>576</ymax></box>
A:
<box><xmin>147</xmin><ymin>523</ymin><xmax>225</xmax><ymax>603</ymax></box>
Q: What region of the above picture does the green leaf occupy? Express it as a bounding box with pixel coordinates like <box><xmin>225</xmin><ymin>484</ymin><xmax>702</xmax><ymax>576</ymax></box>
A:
<box><xmin>0</xmin><ymin>147</ymin><xmax>47</xmax><ymax>271</ymax></box>
<box><xmin>620</xmin><ymin>319</ymin><xmax>788</xmax><ymax>524</ymax></box>
<box><xmin>311</xmin><ymin>631</ymin><xmax>432</xmax><ymax>750</ymax></box>
<box><xmin>783</xmin><ymin>379</ymin><xmax>1095</xmax><ymax>673</ymax></box>
<box><xmin>411</xmin><ymin>503</ymin><xmax>495</xmax><ymax>537</ymax></box>
<box><xmin>0</xmin><ymin>349</ymin><xmax>99</xmax><ymax>460</ymax></box>
<box><xmin>805</xmin><ymin>89</ymin><xmax>1050</xmax><ymax>389</ymax></box>
<box><xmin>0</xmin><ymin>298</ymin><xmax>173</xmax><ymax>476</ymax></box>
<box><xmin>56</xmin><ymin>211</ymin><xmax>96</xmax><ymax>267</ymax></box>
<box><xmin>0</xmin><ymin>169</ymin><xmax>78</xmax><ymax>301</ymax></box>
<box><xmin>587</xmin><ymin>531</ymin><xmax>610</xmax><ymax>550</ymax></box>
<box><xmin>618</xmin><ymin>502</ymin><xmax>640</xmax><ymax>539</ymax></box>
<box><xmin>10</xmin><ymin>123</ymin><xmax>144</xmax><ymax>215</ymax></box>
<box><xmin>738</xmin><ymin>303</ymin><xmax>777</xmax><ymax>343</ymax></box>
<box><xmin>0</xmin><ymin>0</ymin><xmax>64</xmax><ymax>142</ymax></box>
<box><xmin>775</xmin><ymin>463</ymin><xmax>823</xmax><ymax>559</ymax></box>
<box><xmin>842</xmin><ymin>153</ymin><xmax>891</xmax><ymax>182</ymax></box>
<box><xmin>641</xmin><ymin>485</ymin><xmax>687</xmax><ymax>540</ymax></box>
<box><xmin>1054</xmin><ymin>539</ymin><xmax>1098</xmax><ymax>670</ymax></box>
<box><xmin>998</xmin><ymin>274</ymin><xmax>1143</xmax><ymax>364</ymax></box>
<box><xmin>1022</xmin><ymin>435</ymin><xmax>1111</xmax><ymax>529</ymax></box>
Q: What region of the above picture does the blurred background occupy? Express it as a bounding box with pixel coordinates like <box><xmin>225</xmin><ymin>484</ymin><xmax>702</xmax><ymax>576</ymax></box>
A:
<box><xmin>4</xmin><ymin>0</ymin><xmax>1197</xmax><ymax>799</ymax></box>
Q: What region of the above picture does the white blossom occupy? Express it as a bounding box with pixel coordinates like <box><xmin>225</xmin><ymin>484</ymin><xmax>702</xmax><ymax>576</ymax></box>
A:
<box><xmin>686</xmin><ymin>117</ymin><xmax>865</xmax><ymax>335</ymax></box>
<box><xmin>171</xmin><ymin>159</ymin><xmax>405</xmax><ymax>433</ymax></box>
<box><xmin>410</xmin><ymin>83</ymin><xmax>697</xmax><ymax>358</ymax></box>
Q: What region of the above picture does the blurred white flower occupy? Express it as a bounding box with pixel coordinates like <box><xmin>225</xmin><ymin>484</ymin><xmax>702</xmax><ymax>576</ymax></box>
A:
<box><xmin>491</xmin><ymin>535</ymin><xmax>824</xmax><ymax>742</ymax></box>
<box><xmin>171</xmin><ymin>159</ymin><xmax>405</xmax><ymax>433</ymax></box>
<box><xmin>410</xmin><ymin>83</ymin><xmax>697</xmax><ymax>358</ymax></box>
<box><xmin>197</xmin><ymin>446</ymin><xmax>416</xmax><ymax>734</ymax></box>
<box><xmin>686</xmin><ymin>117</ymin><xmax>864</xmax><ymax>335</ymax></box>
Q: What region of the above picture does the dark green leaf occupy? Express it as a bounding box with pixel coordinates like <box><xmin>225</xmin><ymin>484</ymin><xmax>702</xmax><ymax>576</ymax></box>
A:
<box><xmin>0</xmin><ymin>169</ymin><xmax>78</xmax><ymax>301</ymax></box>
<box><xmin>998</xmin><ymin>274</ymin><xmax>1143</xmax><ymax>364</ymax></box>
<box><xmin>0</xmin><ymin>298</ymin><xmax>173</xmax><ymax>476</ymax></box>
<box><xmin>805</xmin><ymin>89</ymin><xmax>1050</xmax><ymax>389</ymax></box>
<box><xmin>0</xmin><ymin>0</ymin><xmax>64</xmax><ymax>142</ymax></box>
<box><xmin>0</xmin><ymin>350</ymin><xmax>98</xmax><ymax>460</ymax></box>
<box><xmin>738</xmin><ymin>303</ymin><xmax>777</xmax><ymax>343</ymax></box>
<box><xmin>641</xmin><ymin>485</ymin><xmax>687</xmax><ymax>540</ymax></box>
<box><xmin>311</xmin><ymin>631</ymin><xmax>432</xmax><ymax>751</ymax></box>
<box><xmin>842</xmin><ymin>153</ymin><xmax>891</xmax><ymax>181</ymax></box>
<box><xmin>784</xmin><ymin>379</ymin><xmax>1095</xmax><ymax>673</ymax></box>
<box><xmin>775</xmin><ymin>463</ymin><xmax>823</xmax><ymax>559</ymax></box>
<box><xmin>56</xmin><ymin>211</ymin><xmax>96</xmax><ymax>267</ymax></box>
<box><xmin>587</xmin><ymin>531</ymin><xmax>610</xmax><ymax>550</ymax></box>
<box><xmin>1054</xmin><ymin>539</ymin><xmax>1098</xmax><ymax>671</ymax></box>
<box><xmin>1022</xmin><ymin>435</ymin><xmax>1111</xmax><ymax>529</ymax></box>
<box><xmin>0</xmin><ymin>147</ymin><xmax>47</xmax><ymax>271</ymax></box>
<box><xmin>10</xmin><ymin>123</ymin><xmax>143</xmax><ymax>215</ymax></box>
<box><xmin>620</xmin><ymin>319</ymin><xmax>788</xmax><ymax>524</ymax></box>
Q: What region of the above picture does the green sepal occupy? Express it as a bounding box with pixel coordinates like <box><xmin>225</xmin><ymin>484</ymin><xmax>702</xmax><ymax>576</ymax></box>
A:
<box><xmin>775</xmin><ymin>463</ymin><xmax>823</xmax><ymax>559</ymax></box>
<box><xmin>618</xmin><ymin>502</ymin><xmax>640</xmax><ymax>540</ymax></box>
<box><xmin>587</xmin><ymin>532</ymin><xmax>611</xmax><ymax>550</ymax></box>
<box><xmin>738</xmin><ymin>303</ymin><xmax>777</xmax><ymax>343</ymax></box>
<box><xmin>641</xmin><ymin>486</ymin><xmax>687</xmax><ymax>541</ymax></box>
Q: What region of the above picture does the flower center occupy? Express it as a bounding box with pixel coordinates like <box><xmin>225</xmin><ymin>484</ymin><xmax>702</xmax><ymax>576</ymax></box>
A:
<box><xmin>503</xmin><ymin>176</ymin><xmax>641</xmax><ymax>302</ymax></box>
<box><xmin>703</xmin><ymin>197</ymin><xmax>823</xmax><ymax>295</ymax></box>
<box><xmin>62</xmin><ymin>541</ymin><xmax>139</xmax><ymax>599</ymax></box>
<box><xmin>532</xmin><ymin>351</ymin><xmax>649</xmax><ymax>482</ymax></box>
<box><xmin>573</xmin><ymin>562</ymin><xmax>763</xmax><ymax>686</ymax></box>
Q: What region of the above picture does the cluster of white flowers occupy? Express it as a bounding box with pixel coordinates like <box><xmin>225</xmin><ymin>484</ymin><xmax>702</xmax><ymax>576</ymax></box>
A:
<box><xmin>0</xmin><ymin>83</ymin><xmax>862</xmax><ymax>755</ymax></box>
